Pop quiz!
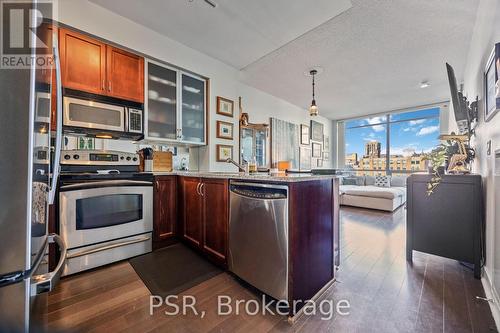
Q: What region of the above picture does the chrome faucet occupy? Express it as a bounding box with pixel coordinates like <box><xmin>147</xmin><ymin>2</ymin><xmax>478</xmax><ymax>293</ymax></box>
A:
<box><xmin>226</xmin><ymin>158</ymin><xmax>248</xmax><ymax>173</ymax></box>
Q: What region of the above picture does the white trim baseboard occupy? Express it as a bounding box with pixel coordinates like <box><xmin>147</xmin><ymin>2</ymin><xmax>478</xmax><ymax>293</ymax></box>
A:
<box><xmin>482</xmin><ymin>266</ymin><xmax>500</xmax><ymax>330</ymax></box>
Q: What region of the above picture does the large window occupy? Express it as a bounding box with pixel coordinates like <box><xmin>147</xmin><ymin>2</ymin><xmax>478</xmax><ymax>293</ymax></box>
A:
<box><xmin>342</xmin><ymin>107</ymin><xmax>440</xmax><ymax>176</ymax></box>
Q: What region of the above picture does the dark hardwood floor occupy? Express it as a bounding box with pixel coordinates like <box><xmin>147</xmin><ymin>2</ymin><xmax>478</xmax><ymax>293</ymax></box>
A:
<box><xmin>47</xmin><ymin>207</ymin><xmax>497</xmax><ymax>332</ymax></box>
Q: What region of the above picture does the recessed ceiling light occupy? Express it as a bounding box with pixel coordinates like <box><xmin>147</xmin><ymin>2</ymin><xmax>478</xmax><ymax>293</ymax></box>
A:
<box><xmin>188</xmin><ymin>0</ymin><xmax>217</xmax><ymax>8</ymax></box>
<box><xmin>420</xmin><ymin>81</ymin><xmax>430</xmax><ymax>88</ymax></box>
<box><xmin>203</xmin><ymin>0</ymin><xmax>217</xmax><ymax>8</ymax></box>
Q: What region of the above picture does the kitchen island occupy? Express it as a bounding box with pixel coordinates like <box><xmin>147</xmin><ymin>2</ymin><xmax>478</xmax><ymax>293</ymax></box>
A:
<box><xmin>149</xmin><ymin>172</ymin><xmax>340</xmax><ymax>320</ymax></box>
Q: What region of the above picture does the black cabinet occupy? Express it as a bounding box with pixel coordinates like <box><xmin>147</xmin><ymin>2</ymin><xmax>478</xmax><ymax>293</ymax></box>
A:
<box><xmin>406</xmin><ymin>174</ymin><xmax>483</xmax><ymax>278</ymax></box>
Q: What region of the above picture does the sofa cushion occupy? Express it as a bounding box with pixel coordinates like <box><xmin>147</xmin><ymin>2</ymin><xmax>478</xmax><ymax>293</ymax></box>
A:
<box><xmin>365</xmin><ymin>176</ymin><xmax>375</xmax><ymax>185</ymax></box>
<box><xmin>375</xmin><ymin>175</ymin><xmax>390</xmax><ymax>187</ymax></box>
<box><xmin>341</xmin><ymin>185</ymin><xmax>405</xmax><ymax>199</ymax></box>
<box><xmin>390</xmin><ymin>176</ymin><xmax>406</xmax><ymax>187</ymax></box>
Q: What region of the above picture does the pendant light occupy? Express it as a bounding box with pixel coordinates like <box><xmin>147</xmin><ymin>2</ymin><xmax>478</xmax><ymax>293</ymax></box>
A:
<box><xmin>309</xmin><ymin>69</ymin><xmax>318</xmax><ymax>116</ymax></box>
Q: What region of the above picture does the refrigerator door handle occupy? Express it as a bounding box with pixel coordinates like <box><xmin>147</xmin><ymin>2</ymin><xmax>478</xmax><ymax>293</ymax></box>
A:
<box><xmin>49</xmin><ymin>33</ymin><xmax>63</xmax><ymax>205</ymax></box>
<box><xmin>30</xmin><ymin>234</ymin><xmax>67</xmax><ymax>296</ymax></box>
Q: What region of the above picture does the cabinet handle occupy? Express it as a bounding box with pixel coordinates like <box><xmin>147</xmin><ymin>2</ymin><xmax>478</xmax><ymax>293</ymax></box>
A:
<box><xmin>200</xmin><ymin>183</ymin><xmax>205</xmax><ymax>196</ymax></box>
<box><xmin>108</xmin><ymin>81</ymin><xmax>112</xmax><ymax>92</ymax></box>
<box><xmin>196</xmin><ymin>182</ymin><xmax>201</xmax><ymax>196</ymax></box>
<box><xmin>155</xmin><ymin>181</ymin><xmax>159</xmax><ymax>192</ymax></box>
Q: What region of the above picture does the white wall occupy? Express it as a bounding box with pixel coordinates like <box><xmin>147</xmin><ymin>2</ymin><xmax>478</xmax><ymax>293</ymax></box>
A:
<box><xmin>57</xmin><ymin>0</ymin><xmax>334</xmax><ymax>172</ymax></box>
<box><xmin>457</xmin><ymin>0</ymin><xmax>500</xmax><ymax>324</ymax></box>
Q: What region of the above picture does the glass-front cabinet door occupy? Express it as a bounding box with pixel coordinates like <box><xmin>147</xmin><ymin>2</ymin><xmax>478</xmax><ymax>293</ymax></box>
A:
<box><xmin>146</xmin><ymin>61</ymin><xmax>178</xmax><ymax>140</ymax></box>
<box><xmin>180</xmin><ymin>72</ymin><xmax>206</xmax><ymax>144</ymax></box>
<box><xmin>145</xmin><ymin>60</ymin><xmax>207</xmax><ymax>145</ymax></box>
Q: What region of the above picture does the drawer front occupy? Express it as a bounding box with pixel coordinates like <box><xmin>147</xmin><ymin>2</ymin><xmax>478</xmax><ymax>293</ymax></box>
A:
<box><xmin>63</xmin><ymin>233</ymin><xmax>152</xmax><ymax>276</ymax></box>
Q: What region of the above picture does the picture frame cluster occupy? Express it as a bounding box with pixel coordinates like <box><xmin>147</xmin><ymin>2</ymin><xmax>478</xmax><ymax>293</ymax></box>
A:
<box><xmin>216</xmin><ymin>96</ymin><xmax>235</xmax><ymax>162</ymax></box>
<box><xmin>299</xmin><ymin>120</ymin><xmax>328</xmax><ymax>170</ymax></box>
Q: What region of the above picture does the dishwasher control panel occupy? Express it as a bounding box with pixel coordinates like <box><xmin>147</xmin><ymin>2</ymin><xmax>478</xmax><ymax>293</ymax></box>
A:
<box><xmin>229</xmin><ymin>184</ymin><xmax>287</xmax><ymax>199</ymax></box>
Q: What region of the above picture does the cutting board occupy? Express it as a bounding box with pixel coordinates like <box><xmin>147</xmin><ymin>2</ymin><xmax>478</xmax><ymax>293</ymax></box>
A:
<box><xmin>152</xmin><ymin>151</ymin><xmax>173</xmax><ymax>172</ymax></box>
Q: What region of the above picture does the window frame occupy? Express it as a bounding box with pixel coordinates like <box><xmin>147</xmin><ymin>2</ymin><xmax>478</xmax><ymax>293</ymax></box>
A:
<box><xmin>341</xmin><ymin>106</ymin><xmax>442</xmax><ymax>175</ymax></box>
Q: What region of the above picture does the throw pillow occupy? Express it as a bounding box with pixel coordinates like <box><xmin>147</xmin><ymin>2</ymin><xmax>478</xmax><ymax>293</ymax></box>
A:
<box><xmin>343</xmin><ymin>177</ymin><xmax>357</xmax><ymax>185</ymax></box>
<box><xmin>375</xmin><ymin>175</ymin><xmax>390</xmax><ymax>187</ymax></box>
<box><xmin>365</xmin><ymin>175</ymin><xmax>376</xmax><ymax>186</ymax></box>
<box><xmin>390</xmin><ymin>176</ymin><xmax>406</xmax><ymax>187</ymax></box>
<box><xmin>354</xmin><ymin>176</ymin><xmax>365</xmax><ymax>186</ymax></box>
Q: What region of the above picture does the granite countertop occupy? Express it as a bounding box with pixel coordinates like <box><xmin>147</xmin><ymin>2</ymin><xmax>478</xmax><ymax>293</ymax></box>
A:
<box><xmin>144</xmin><ymin>171</ymin><xmax>340</xmax><ymax>182</ymax></box>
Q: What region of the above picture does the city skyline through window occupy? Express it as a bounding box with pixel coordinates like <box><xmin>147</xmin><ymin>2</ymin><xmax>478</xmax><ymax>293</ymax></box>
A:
<box><xmin>344</xmin><ymin>107</ymin><xmax>440</xmax><ymax>175</ymax></box>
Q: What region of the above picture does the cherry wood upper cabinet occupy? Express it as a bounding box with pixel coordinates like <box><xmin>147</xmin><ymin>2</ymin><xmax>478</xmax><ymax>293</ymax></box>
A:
<box><xmin>106</xmin><ymin>46</ymin><xmax>144</xmax><ymax>103</ymax></box>
<box><xmin>201</xmin><ymin>178</ymin><xmax>228</xmax><ymax>265</ymax></box>
<box><xmin>59</xmin><ymin>28</ymin><xmax>106</xmax><ymax>95</ymax></box>
<box><xmin>59</xmin><ymin>28</ymin><xmax>144</xmax><ymax>103</ymax></box>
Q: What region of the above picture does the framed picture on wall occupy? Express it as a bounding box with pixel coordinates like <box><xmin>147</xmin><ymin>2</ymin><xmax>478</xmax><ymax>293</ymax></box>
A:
<box><xmin>485</xmin><ymin>43</ymin><xmax>500</xmax><ymax>122</ymax></box>
<box><xmin>312</xmin><ymin>142</ymin><xmax>322</xmax><ymax>158</ymax></box>
<box><xmin>300</xmin><ymin>124</ymin><xmax>310</xmax><ymax>145</ymax></box>
<box><xmin>216</xmin><ymin>144</ymin><xmax>233</xmax><ymax>162</ymax></box>
<box><xmin>324</xmin><ymin>135</ymin><xmax>330</xmax><ymax>150</ymax></box>
<box><xmin>299</xmin><ymin>146</ymin><xmax>312</xmax><ymax>171</ymax></box>
<box><xmin>216</xmin><ymin>96</ymin><xmax>234</xmax><ymax>117</ymax></box>
<box><xmin>310</xmin><ymin>120</ymin><xmax>324</xmax><ymax>142</ymax></box>
<box><xmin>216</xmin><ymin>120</ymin><xmax>234</xmax><ymax>140</ymax></box>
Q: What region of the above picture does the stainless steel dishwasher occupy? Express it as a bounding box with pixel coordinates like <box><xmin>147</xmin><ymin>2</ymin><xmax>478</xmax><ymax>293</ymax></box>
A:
<box><xmin>228</xmin><ymin>181</ymin><xmax>288</xmax><ymax>300</ymax></box>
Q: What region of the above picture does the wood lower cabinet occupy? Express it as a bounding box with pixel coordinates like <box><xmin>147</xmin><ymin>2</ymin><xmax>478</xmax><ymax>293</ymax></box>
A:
<box><xmin>106</xmin><ymin>46</ymin><xmax>144</xmax><ymax>102</ymax></box>
<box><xmin>59</xmin><ymin>28</ymin><xmax>107</xmax><ymax>95</ymax></box>
<box><xmin>179</xmin><ymin>177</ymin><xmax>228</xmax><ymax>266</ymax></box>
<box><xmin>153</xmin><ymin>176</ymin><xmax>177</xmax><ymax>249</ymax></box>
<box><xmin>201</xmin><ymin>178</ymin><xmax>228</xmax><ymax>264</ymax></box>
<box><xmin>180</xmin><ymin>177</ymin><xmax>203</xmax><ymax>247</ymax></box>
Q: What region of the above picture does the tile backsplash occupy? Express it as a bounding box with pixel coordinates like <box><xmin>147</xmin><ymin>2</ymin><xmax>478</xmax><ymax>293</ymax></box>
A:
<box><xmin>63</xmin><ymin>135</ymin><xmax>197</xmax><ymax>171</ymax></box>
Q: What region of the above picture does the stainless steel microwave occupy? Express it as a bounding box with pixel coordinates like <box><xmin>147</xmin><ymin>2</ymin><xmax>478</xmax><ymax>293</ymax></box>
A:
<box><xmin>63</xmin><ymin>96</ymin><xmax>143</xmax><ymax>140</ymax></box>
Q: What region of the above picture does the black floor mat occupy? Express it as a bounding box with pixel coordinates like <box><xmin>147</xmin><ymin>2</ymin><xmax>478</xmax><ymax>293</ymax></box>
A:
<box><xmin>129</xmin><ymin>243</ymin><xmax>222</xmax><ymax>297</ymax></box>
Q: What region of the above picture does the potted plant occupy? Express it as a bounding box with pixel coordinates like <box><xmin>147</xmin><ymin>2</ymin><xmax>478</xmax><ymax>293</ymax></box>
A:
<box><xmin>423</xmin><ymin>136</ymin><xmax>475</xmax><ymax>196</ymax></box>
<box><xmin>423</xmin><ymin>145</ymin><xmax>447</xmax><ymax>195</ymax></box>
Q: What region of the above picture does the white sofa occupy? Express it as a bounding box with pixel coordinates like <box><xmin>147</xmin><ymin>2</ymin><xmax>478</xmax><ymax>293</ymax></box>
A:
<box><xmin>339</xmin><ymin>175</ymin><xmax>407</xmax><ymax>212</ymax></box>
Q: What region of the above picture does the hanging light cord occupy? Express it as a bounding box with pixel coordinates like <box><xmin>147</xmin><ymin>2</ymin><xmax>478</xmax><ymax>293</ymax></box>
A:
<box><xmin>312</xmin><ymin>73</ymin><xmax>315</xmax><ymax>102</ymax></box>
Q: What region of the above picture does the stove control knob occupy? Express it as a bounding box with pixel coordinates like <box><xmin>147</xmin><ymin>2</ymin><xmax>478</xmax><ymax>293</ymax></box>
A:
<box><xmin>120</xmin><ymin>156</ymin><xmax>124</xmax><ymax>160</ymax></box>
<box><xmin>73</xmin><ymin>154</ymin><xmax>80</xmax><ymax>160</ymax></box>
<box><xmin>132</xmin><ymin>157</ymin><xmax>137</xmax><ymax>162</ymax></box>
<box><xmin>126</xmin><ymin>156</ymin><xmax>131</xmax><ymax>161</ymax></box>
<box><xmin>64</xmin><ymin>154</ymin><xmax>71</xmax><ymax>160</ymax></box>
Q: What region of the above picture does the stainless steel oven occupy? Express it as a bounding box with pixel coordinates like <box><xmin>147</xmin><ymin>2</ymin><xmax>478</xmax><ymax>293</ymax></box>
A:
<box><xmin>63</xmin><ymin>96</ymin><xmax>143</xmax><ymax>140</ymax></box>
<box><xmin>59</xmin><ymin>179</ymin><xmax>152</xmax><ymax>276</ymax></box>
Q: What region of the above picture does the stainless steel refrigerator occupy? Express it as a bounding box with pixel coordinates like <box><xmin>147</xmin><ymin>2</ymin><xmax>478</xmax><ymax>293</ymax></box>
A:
<box><xmin>0</xmin><ymin>4</ymin><xmax>66</xmax><ymax>332</ymax></box>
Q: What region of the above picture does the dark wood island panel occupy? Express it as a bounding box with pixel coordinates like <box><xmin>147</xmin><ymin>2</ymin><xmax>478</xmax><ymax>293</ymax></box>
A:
<box><xmin>288</xmin><ymin>177</ymin><xmax>340</xmax><ymax>316</ymax></box>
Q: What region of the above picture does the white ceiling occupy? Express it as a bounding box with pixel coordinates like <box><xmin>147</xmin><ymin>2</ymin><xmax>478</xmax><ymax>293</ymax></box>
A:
<box><xmin>90</xmin><ymin>0</ymin><xmax>479</xmax><ymax>120</ymax></box>
<box><xmin>89</xmin><ymin>0</ymin><xmax>352</xmax><ymax>69</ymax></box>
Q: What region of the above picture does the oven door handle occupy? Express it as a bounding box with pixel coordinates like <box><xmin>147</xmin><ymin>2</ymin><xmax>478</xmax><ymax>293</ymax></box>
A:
<box><xmin>60</xmin><ymin>180</ymin><xmax>153</xmax><ymax>190</ymax></box>
<box><xmin>66</xmin><ymin>235</ymin><xmax>151</xmax><ymax>259</ymax></box>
